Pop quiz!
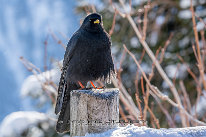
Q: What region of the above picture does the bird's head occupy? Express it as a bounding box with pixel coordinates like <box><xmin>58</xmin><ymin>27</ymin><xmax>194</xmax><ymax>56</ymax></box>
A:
<box><xmin>81</xmin><ymin>13</ymin><xmax>103</xmax><ymax>33</ymax></box>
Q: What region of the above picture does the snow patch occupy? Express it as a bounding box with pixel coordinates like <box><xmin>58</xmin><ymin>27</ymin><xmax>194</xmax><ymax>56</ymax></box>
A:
<box><xmin>20</xmin><ymin>61</ymin><xmax>62</xmax><ymax>110</ymax></box>
<box><xmin>21</xmin><ymin>67</ymin><xmax>61</xmax><ymax>97</ymax></box>
<box><xmin>180</xmin><ymin>0</ymin><xmax>191</xmax><ymax>8</ymax></box>
<box><xmin>85</xmin><ymin>125</ymin><xmax>206</xmax><ymax>137</ymax></box>
<box><xmin>0</xmin><ymin>111</ymin><xmax>53</xmax><ymax>137</ymax></box>
<box><xmin>130</xmin><ymin>37</ymin><xmax>140</xmax><ymax>48</ymax></box>
<box><xmin>178</xmin><ymin>10</ymin><xmax>191</xmax><ymax>19</ymax></box>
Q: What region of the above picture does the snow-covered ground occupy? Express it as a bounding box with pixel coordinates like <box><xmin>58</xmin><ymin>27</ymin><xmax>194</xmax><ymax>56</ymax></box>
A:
<box><xmin>1</xmin><ymin>111</ymin><xmax>206</xmax><ymax>137</ymax></box>
<box><xmin>85</xmin><ymin>125</ymin><xmax>206</xmax><ymax>137</ymax></box>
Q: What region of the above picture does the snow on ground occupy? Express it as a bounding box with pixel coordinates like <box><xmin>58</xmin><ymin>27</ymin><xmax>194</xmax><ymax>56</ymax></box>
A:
<box><xmin>0</xmin><ymin>111</ymin><xmax>55</xmax><ymax>137</ymax></box>
<box><xmin>85</xmin><ymin>125</ymin><xmax>206</xmax><ymax>137</ymax></box>
<box><xmin>1</xmin><ymin>111</ymin><xmax>206</xmax><ymax>137</ymax></box>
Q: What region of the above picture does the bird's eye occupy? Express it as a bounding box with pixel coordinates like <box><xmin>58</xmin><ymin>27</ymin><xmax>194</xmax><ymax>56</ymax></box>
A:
<box><xmin>89</xmin><ymin>19</ymin><xmax>95</xmax><ymax>22</ymax></box>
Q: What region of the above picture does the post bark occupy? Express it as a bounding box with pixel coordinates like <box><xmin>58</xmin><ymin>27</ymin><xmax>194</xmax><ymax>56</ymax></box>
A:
<box><xmin>70</xmin><ymin>88</ymin><xmax>119</xmax><ymax>136</ymax></box>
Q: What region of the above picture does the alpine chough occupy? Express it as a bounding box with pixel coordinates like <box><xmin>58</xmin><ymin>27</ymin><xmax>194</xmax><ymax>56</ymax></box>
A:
<box><xmin>55</xmin><ymin>13</ymin><xmax>115</xmax><ymax>133</ymax></box>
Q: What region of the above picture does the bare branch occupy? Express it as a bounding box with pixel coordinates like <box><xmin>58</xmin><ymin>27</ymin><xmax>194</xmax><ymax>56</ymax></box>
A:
<box><xmin>142</xmin><ymin>2</ymin><xmax>150</xmax><ymax>41</ymax></box>
<box><xmin>119</xmin><ymin>0</ymin><xmax>187</xmax><ymax>126</ymax></box>
<box><xmin>109</xmin><ymin>9</ymin><xmax>117</xmax><ymax>36</ymax></box>
<box><xmin>123</xmin><ymin>44</ymin><xmax>206</xmax><ymax>126</ymax></box>
<box><xmin>190</xmin><ymin>0</ymin><xmax>206</xmax><ymax>91</ymax></box>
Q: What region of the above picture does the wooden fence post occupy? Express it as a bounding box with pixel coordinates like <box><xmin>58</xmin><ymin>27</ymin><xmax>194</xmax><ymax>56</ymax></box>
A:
<box><xmin>70</xmin><ymin>88</ymin><xmax>119</xmax><ymax>136</ymax></box>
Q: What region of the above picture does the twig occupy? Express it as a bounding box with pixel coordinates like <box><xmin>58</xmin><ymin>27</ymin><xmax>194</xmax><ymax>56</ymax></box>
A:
<box><xmin>112</xmin><ymin>77</ymin><xmax>140</xmax><ymax>119</ymax></box>
<box><xmin>179</xmin><ymin>81</ymin><xmax>192</xmax><ymax>114</ymax></box>
<box><xmin>20</xmin><ymin>57</ymin><xmax>42</xmax><ymax>74</ymax></box>
<box><xmin>159</xmin><ymin>33</ymin><xmax>173</xmax><ymax>63</ymax></box>
<box><xmin>43</xmin><ymin>35</ymin><xmax>49</xmax><ymax>71</ymax></box>
<box><xmin>150</xmin><ymin>91</ymin><xmax>176</xmax><ymax>127</ymax></box>
<box><xmin>172</xmin><ymin>64</ymin><xmax>180</xmax><ymax>85</ymax></box>
<box><xmin>195</xmin><ymin>13</ymin><xmax>206</xmax><ymax>29</ymax></box>
<box><xmin>177</xmin><ymin>54</ymin><xmax>199</xmax><ymax>85</ymax></box>
<box><xmin>91</xmin><ymin>4</ymin><xmax>96</xmax><ymax>13</ymax></box>
<box><xmin>147</xmin><ymin>105</ymin><xmax>160</xmax><ymax>129</ymax></box>
<box><xmin>109</xmin><ymin>0</ymin><xmax>126</xmax><ymax>18</ymax></box>
<box><xmin>109</xmin><ymin>9</ymin><xmax>117</xmax><ymax>36</ymax></box>
<box><xmin>192</xmin><ymin>45</ymin><xmax>200</xmax><ymax>64</ymax></box>
<box><xmin>141</xmin><ymin>77</ymin><xmax>145</xmax><ymax>96</ymax></box>
<box><xmin>59</xmin><ymin>31</ymin><xmax>70</xmax><ymax>41</ymax></box>
<box><xmin>143</xmin><ymin>85</ymin><xmax>150</xmax><ymax>121</ymax></box>
<box><xmin>119</xmin><ymin>104</ymin><xmax>128</xmax><ymax>122</ymax></box>
<box><xmin>49</xmin><ymin>29</ymin><xmax>66</xmax><ymax>50</ymax></box>
<box><xmin>190</xmin><ymin>0</ymin><xmax>206</xmax><ymax>91</ymax></box>
<box><xmin>200</xmin><ymin>30</ymin><xmax>205</xmax><ymax>67</ymax></box>
<box><xmin>135</xmin><ymin>49</ymin><xmax>145</xmax><ymax>98</ymax></box>
<box><xmin>142</xmin><ymin>2</ymin><xmax>150</xmax><ymax>41</ymax></box>
<box><xmin>135</xmin><ymin>93</ymin><xmax>143</xmax><ymax>121</ymax></box>
<box><xmin>117</xmin><ymin>49</ymin><xmax>126</xmax><ymax>87</ymax></box>
<box><xmin>84</xmin><ymin>6</ymin><xmax>91</xmax><ymax>15</ymax></box>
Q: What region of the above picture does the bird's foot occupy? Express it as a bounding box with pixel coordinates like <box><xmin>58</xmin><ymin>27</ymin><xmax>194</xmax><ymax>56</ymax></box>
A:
<box><xmin>78</xmin><ymin>81</ymin><xmax>85</xmax><ymax>88</ymax></box>
<box><xmin>90</xmin><ymin>81</ymin><xmax>97</xmax><ymax>88</ymax></box>
<box><xmin>90</xmin><ymin>81</ymin><xmax>106</xmax><ymax>89</ymax></box>
<box><xmin>96</xmin><ymin>86</ymin><xmax>106</xmax><ymax>89</ymax></box>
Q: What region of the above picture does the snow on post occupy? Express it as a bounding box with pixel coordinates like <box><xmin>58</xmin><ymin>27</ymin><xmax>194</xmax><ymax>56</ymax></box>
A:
<box><xmin>70</xmin><ymin>88</ymin><xmax>119</xmax><ymax>136</ymax></box>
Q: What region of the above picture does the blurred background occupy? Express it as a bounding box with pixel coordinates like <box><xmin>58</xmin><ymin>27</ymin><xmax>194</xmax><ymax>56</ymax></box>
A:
<box><xmin>0</xmin><ymin>0</ymin><xmax>78</xmax><ymax>120</ymax></box>
<box><xmin>0</xmin><ymin>0</ymin><xmax>206</xmax><ymax>136</ymax></box>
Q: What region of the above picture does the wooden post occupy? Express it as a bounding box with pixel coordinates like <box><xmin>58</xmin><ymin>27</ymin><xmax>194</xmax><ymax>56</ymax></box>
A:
<box><xmin>70</xmin><ymin>88</ymin><xmax>119</xmax><ymax>136</ymax></box>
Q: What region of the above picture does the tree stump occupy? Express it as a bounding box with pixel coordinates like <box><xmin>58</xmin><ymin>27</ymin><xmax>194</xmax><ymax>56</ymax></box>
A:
<box><xmin>70</xmin><ymin>88</ymin><xmax>119</xmax><ymax>136</ymax></box>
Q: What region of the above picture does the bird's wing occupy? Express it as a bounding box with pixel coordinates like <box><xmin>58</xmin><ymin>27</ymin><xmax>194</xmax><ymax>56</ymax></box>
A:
<box><xmin>55</xmin><ymin>32</ymin><xmax>79</xmax><ymax>115</ymax></box>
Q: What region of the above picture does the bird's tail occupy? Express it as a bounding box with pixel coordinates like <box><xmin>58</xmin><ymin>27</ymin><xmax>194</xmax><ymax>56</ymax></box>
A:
<box><xmin>55</xmin><ymin>70</ymin><xmax>67</xmax><ymax>115</ymax></box>
<box><xmin>56</xmin><ymin>82</ymin><xmax>79</xmax><ymax>133</ymax></box>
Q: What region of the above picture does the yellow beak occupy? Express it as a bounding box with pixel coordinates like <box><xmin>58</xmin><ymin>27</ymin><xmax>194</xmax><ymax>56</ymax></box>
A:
<box><xmin>94</xmin><ymin>19</ymin><xmax>100</xmax><ymax>24</ymax></box>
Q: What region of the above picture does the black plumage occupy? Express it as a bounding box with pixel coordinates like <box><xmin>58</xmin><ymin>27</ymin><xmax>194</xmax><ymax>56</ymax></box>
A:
<box><xmin>55</xmin><ymin>13</ymin><xmax>115</xmax><ymax>133</ymax></box>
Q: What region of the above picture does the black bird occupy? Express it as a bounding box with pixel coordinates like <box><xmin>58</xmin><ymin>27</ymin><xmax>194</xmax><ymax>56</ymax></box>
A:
<box><xmin>55</xmin><ymin>13</ymin><xmax>115</xmax><ymax>133</ymax></box>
